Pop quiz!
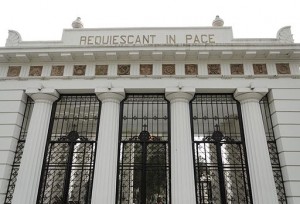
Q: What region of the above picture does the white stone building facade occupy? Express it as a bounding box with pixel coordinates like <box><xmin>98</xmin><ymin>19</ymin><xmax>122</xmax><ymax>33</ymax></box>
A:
<box><xmin>0</xmin><ymin>17</ymin><xmax>299</xmax><ymax>204</ymax></box>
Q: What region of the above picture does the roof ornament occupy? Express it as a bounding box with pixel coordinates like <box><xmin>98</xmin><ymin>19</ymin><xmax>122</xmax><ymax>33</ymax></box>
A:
<box><xmin>72</xmin><ymin>17</ymin><xmax>83</xmax><ymax>29</ymax></box>
<box><xmin>5</xmin><ymin>30</ymin><xmax>22</xmax><ymax>47</ymax></box>
<box><xmin>277</xmin><ymin>26</ymin><xmax>294</xmax><ymax>43</ymax></box>
<box><xmin>212</xmin><ymin>15</ymin><xmax>224</xmax><ymax>27</ymax></box>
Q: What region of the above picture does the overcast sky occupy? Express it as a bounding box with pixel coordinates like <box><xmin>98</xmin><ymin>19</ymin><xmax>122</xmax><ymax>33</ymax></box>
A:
<box><xmin>0</xmin><ymin>0</ymin><xmax>299</xmax><ymax>46</ymax></box>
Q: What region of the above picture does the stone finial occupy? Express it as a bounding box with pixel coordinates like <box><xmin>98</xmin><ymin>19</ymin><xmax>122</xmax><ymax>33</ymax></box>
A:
<box><xmin>6</xmin><ymin>30</ymin><xmax>22</xmax><ymax>47</ymax></box>
<box><xmin>72</xmin><ymin>17</ymin><xmax>83</xmax><ymax>29</ymax></box>
<box><xmin>212</xmin><ymin>15</ymin><xmax>224</xmax><ymax>27</ymax></box>
<box><xmin>277</xmin><ymin>26</ymin><xmax>294</xmax><ymax>43</ymax></box>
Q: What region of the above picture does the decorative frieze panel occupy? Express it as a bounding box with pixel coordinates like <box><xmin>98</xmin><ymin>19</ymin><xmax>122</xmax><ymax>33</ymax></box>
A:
<box><xmin>140</xmin><ymin>64</ymin><xmax>153</xmax><ymax>75</ymax></box>
<box><xmin>230</xmin><ymin>64</ymin><xmax>244</xmax><ymax>75</ymax></box>
<box><xmin>95</xmin><ymin>65</ymin><xmax>108</xmax><ymax>75</ymax></box>
<box><xmin>117</xmin><ymin>64</ymin><xmax>130</xmax><ymax>75</ymax></box>
<box><xmin>253</xmin><ymin>64</ymin><xmax>267</xmax><ymax>75</ymax></box>
<box><xmin>7</xmin><ymin>66</ymin><xmax>21</xmax><ymax>77</ymax></box>
<box><xmin>73</xmin><ymin>65</ymin><xmax>86</xmax><ymax>76</ymax></box>
<box><xmin>276</xmin><ymin>63</ymin><xmax>290</xmax><ymax>74</ymax></box>
<box><xmin>29</xmin><ymin>66</ymin><xmax>43</xmax><ymax>76</ymax></box>
<box><xmin>51</xmin><ymin>65</ymin><xmax>64</xmax><ymax>76</ymax></box>
<box><xmin>162</xmin><ymin>64</ymin><xmax>175</xmax><ymax>75</ymax></box>
<box><xmin>185</xmin><ymin>64</ymin><xmax>198</xmax><ymax>75</ymax></box>
<box><xmin>208</xmin><ymin>64</ymin><xmax>221</xmax><ymax>75</ymax></box>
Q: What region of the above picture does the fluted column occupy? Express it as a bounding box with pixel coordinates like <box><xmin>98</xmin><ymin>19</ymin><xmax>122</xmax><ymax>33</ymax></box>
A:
<box><xmin>12</xmin><ymin>88</ymin><xmax>59</xmax><ymax>204</ymax></box>
<box><xmin>165</xmin><ymin>87</ymin><xmax>196</xmax><ymax>204</ymax></box>
<box><xmin>234</xmin><ymin>88</ymin><xmax>278</xmax><ymax>204</ymax></box>
<box><xmin>91</xmin><ymin>88</ymin><xmax>125</xmax><ymax>204</ymax></box>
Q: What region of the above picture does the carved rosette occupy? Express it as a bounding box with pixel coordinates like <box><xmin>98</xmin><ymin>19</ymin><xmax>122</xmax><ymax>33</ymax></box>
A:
<box><xmin>95</xmin><ymin>65</ymin><xmax>108</xmax><ymax>75</ymax></box>
<box><xmin>185</xmin><ymin>64</ymin><xmax>198</xmax><ymax>75</ymax></box>
<box><xmin>73</xmin><ymin>65</ymin><xmax>86</xmax><ymax>76</ymax></box>
<box><xmin>118</xmin><ymin>65</ymin><xmax>130</xmax><ymax>75</ymax></box>
<box><xmin>253</xmin><ymin>64</ymin><xmax>267</xmax><ymax>75</ymax></box>
<box><xmin>162</xmin><ymin>64</ymin><xmax>175</xmax><ymax>75</ymax></box>
<box><xmin>29</xmin><ymin>66</ymin><xmax>43</xmax><ymax>76</ymax></box>
<box><xmin>7</xmin><ymin>66</ymin><xmax>21</xmax><ymax>77</ymax></box>
<box><xmin>51</xmin><ymin>66</ymin><xmax>64</xmax><ymax>76</ymax></box>
<box><xmin>208</xmin><ymin>64</ymin><xmax>221</xmax><ymax>75</ymax></box>
<box><xmin>276</xmin><ymin>63</ymin><xmax>291</xmax><ymax>74</ymax></box>
<box><xmin>230</xmin><ymin>64</ymin><xmax>244</xmax><ymax>75</ymax></box>
<box><xmin>140</xmin><ymin>64</ymin><xmax>153</xmax><ymax>75</ymax></box>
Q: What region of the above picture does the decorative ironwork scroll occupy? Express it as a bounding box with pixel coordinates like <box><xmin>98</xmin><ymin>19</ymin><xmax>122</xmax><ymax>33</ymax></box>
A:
<box><xmin>117</xmin><ymin>94</ymin><xmax>170</xmax><ymax>204</ymax></box>
<box><xmin>191</xmin><ymin>94</ymin><xmax>252</xmax><ymax>204</ymax></box>
<box><xmin>37</xmin><ymin>95</ymin><xmax>101</xmax><ymax>204</ymax></box>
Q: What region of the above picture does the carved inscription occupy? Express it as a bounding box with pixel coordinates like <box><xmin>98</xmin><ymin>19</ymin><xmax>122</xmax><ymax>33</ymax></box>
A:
<box><xmin>95</xmin><ymin>65</ymin><xmax>108</xmax><ymax>75</ymax></box>
<box><xmin>118</xmin><ymin>65</ymin><xmax>130</xmax><ymax>75</ymax></box>
<box><xmin>162</xmin><ymin>64</ymin><xmax>175</xmax><ymax>75</ymax></box>
<box><xmin>253</xmin><ymin>64</ymin><xmax>267</xmax><ymax>75</ymax></box>
<box><xmin>29</xmin><ymin>66</ymin><xmax>43</xmax><ymax>76</ymax></box>
<box><xmin>276</xmin><ymin>63</ymin><xmax>291</xmax><ymax>74</ymax></box>
<box><xmin>230</xmin><ymin>64</ymin><xmax>244</xmax><ymax>75</ymax></box>
<box><xmin>208</xmin><ymin>64</ymin><xmax>221</xmax><ymax>75</ymax></box>
<box><xmin>51</xmin><ymin>66</ymin><xmax>64</xmax><ymax>76</ymax></box>
<box><xmin>7</xmin><ymin>66</ymin><xmax>21</xmax><ymax>77</ymax></box>
<box><xmin>185</xmin><ymin>64</ymin><xmax>198</xmax><ymax>75</ymax></box>
<box><xmin>73</xmin><ymin>65</ymin><xmax>86</xmax><ymax>76</ymax></box>
<box><xmin>140</xmin><ymin>64</ymin><xmax>153</xmax><ymax>75</ymax></box>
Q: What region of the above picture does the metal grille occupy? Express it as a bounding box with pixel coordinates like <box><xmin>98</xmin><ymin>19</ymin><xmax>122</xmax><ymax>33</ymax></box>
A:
<box><xmin>260</xmin><ymin>96</ymin><xmax>287</xmax><ymax>203</ymax></box>
<box><xmin>37</xmin><ymin>95</ymin><xmax>101</xmax><ymax>204</ymax></box>
<box><xmin>191</xmin><ymin>94</ymin><xmax>252</xmax><ymax>204</ymax></box>
<box><xmin>4</xmin><ymin>97</ymin><xmax>34</xmax><ymax>204</ymax></box>
<box><xmin>117</xmin><ymin>94</ymin><xmax>170</xmax><ymax>204</ymax></box>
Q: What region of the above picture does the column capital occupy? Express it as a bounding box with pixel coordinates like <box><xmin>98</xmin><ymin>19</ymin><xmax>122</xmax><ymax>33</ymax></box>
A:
<box><xmin>165</xmin><ymin>87</ymin><xmax>195</xmax><ymax>102</ymax></box>
<box><xmin>234</xmin><ymin>88</ymin><xmax>268</xmax><ymax>103</ymax></box>
<box><xmin>95</xmin><ymin>87</ymin><xmax>125</xmax><ymax>102</ymax></box>
<box><xmin>26</xmin><ymin>88</ymin><xmax>59</xmax><ymax>103</ymax></box>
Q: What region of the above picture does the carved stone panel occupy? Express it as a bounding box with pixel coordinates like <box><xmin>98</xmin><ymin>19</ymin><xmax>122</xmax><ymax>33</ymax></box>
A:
<box><xmin>162</xmin><ymin>64</ymin><xmax>175</xmax><ymax>75</ymax></box>
<box><xmin>253</xmin><ymin>64</ymin><xmax>267</xmax><ymax>75</ymax></box>
<box><xmin>185</xmin><ymin>64</ymin><xmax>198</xmax><ymax>75</ymax></box>
<box><xmin>51</xmin><ymin>66</ymin><xmax>64</xmax><ymax>76</ymax></box>
<box><xmin>95</xmin><ymin>65</ymin><xmax>108</xmax><ymax>75</ymax></box>
<box><xmin>208</xmin><ymin>64</ymin><xmax>221</xmax><ymax>75</ymax></box>
<box><xmin>7</xmin><ymin>66</ymin><xmax>21</xmax><ymax>77</ymax></box>
<box><xmin>230</xmin><ymin>64</ymin><xmax>244</xmax><ymax>75</ymax></box>
<box><xmin>140</xmin><ymin>64</ymin><xmax>153</xmax><ymax>75</ymax></box>
<box><xmin>73</xmin><ymin>65</ymin><xmax>86</xmax><ymax>76</ymax></box>
<box><xmin>118</xmin><ymin>65</ymin><xmax>130</xmax><ymax>75</ymax></box>
<box><xmin>29</xmin><ymin>66</ymin><xmax>43</xmax><ymax>76</ymax></box>
<box><xmin>276</xmin><ymin>63</ymin><xmax>291</xmax><ymax>74</ymax></box>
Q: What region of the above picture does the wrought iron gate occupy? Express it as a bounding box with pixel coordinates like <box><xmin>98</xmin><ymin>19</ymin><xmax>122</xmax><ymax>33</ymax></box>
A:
<box><xmin>37</xmin><ymin>95</ymin><xmax>101</xmax><ymax>204</ymax></box>
<box><xmin>116</xmin><ymin>94</ymin><xmax>170</xmax><ymax>204</ymax></box>
<box><xmin>191</xmin><ymin>94</ymin><xmax>252</xmax><ymax>204</ymax></box>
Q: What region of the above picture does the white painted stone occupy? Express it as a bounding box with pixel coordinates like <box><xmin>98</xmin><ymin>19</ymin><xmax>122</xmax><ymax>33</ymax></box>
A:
<box><xmin>0</xmin><ymin>178</ymin><xmax>9</xmax><ymax>194</ymax></box>
<box><xmin>0</xmin><ymin>164</ymin><xmax>12</xmax><ymax>182</ymax></box>
<box><xmin>282</xmin><ymin>166</ymin><xmax>300</xmax><ymax>181</ymax></box>
<box><xmin>0</xmin><ymin>125</ymin><xmax>21</xmax><ymax>138</ymax></box>
<box><xmin>269</xmin><ymin>89</ymin><xmax>300</xmax><ymax>100</ymax></box>
<box><xmin>274</xmin><ymin>125</ymin><xmax>300</xmax><ymax>138</ymax></box>
<box><xmin>284</xmin><ymin>181</ymin><xmax>300</xmax><ymax>196</ymax></box>
<box><xmin>0</xmin><ymin>113</ymin><xmax>23</xmax><ymax>126</ymax></box>
<box><xmin>279</xmin><ymin>152</ymin><xmax>300</xmax><ymax>166</ymax></box>
<box><xmin>0</xmin><ymin>137</ymin><xmax>18</xmax><ymax>151</ymax></box>
<box><xmin>269</xmin><ymin>100</ymin><xmax>300</xmax><ymax>114</ymax></box>
<box><xmin>234</xmin><ymin>88</ymin><xmax>278</xmax><ymax>204</ymax></box>
<box><xmin>165</xmin><ymin>87</ymin><xmax>196</xmax><ymax>204</ymax></box>
<box><xmin>12</xmin><ymin>88</ymin><xmax>59</xmax><ymax>204</ymax></box>
<box><xmin>0</xmin><ymin>101</ymin><xmax>25</xmax><ymax>113</ymax></box>
<box><xmin>91</xmin><ymin>88</ymin><xmax>125</xmax><ymax>204</ymax></box>
<box><xmin>0</xmin><ymin>194</ymin><xmax>5</xmax><ymax>204</ymax></box>
<box><xmin>276</xmin><ymin>138</ymin><xmax>300</xmax><ymax>153</ymax></box>
<box><xmin>271</xmin><ymin>112</ymin><xmax>300</xmax><ymax>125</ymax></box>
<box><xmin>0</xmin><ymin>90</ymin><xmax>25</xmax><ymax>101</ymax></box>
<box><xmin>287</xmin><ymin>196</ymin><xmax>300</xmax><ymax>204</ymax></box>
<box><xmin>0</xmin><ymin>151</ymin><xmax>14</xmax><ymax>165</ymax></box>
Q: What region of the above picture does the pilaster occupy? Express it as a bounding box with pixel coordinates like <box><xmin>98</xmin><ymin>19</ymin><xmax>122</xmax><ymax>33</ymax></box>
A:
<box><xmin>165</xmin><ymin>87</ymin><xmax>196</xmax><ymax>204</ymax></box>
<box><xmin>234</xmin><ymin>87</ymin><xmax>278</xmax><ymax>204</ymax></box>
<box><xmin>11</xmin><ymin>88</ymin><xmax>59</xmax><ymax>204</ymax></box>
<box><xmin>91</xmin><ymin>87</ymin><xmax>125</xmax><ymax>204</ymax></box>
